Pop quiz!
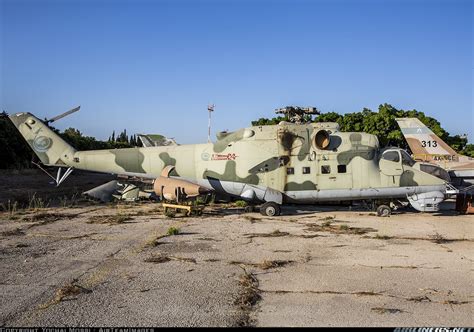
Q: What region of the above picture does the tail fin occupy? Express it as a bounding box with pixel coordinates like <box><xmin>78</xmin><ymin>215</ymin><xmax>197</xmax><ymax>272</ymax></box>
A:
<box><xmin>9</xmin><ymin>112</ymin><xmax>76</xmax><ymax>166</ymax></box>
<box><xmin>395</xmin><ymin>117</ymin><xmax>458</xmax><ymax>162</ymax></box>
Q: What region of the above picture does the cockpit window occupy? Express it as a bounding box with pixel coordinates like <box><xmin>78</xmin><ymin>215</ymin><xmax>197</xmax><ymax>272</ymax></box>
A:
<box><xmin>420</xmin><ymin>164</ymin><xmax>451</xmax><ymax>182</ymax></box>
<box><xmin>381</xmin><ymin>150</ymin><xmax>400</xmax><ymax>163</ymax></box>
<box><xmin>400</xmin><ymin>150</ymin><xmax>416</xmax><ymax>167</ymax></box>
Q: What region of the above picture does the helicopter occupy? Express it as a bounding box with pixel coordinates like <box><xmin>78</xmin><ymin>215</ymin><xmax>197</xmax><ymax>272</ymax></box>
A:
<box><xmin>9</xmin><ymin>106</ymin><xmax>448</xmax><ymax>216</ymax></box>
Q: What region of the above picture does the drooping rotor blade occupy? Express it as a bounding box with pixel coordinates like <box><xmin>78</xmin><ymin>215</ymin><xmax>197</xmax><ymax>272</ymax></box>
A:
<box><xmin>46</xmin><ymin>106</ymin><xmax>81</xmax><ymax>124</ymax></box>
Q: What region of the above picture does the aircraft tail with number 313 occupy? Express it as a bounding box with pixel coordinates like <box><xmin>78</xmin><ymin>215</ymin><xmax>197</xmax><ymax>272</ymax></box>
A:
<box><xmin>396</xmin><ymin>117</ymin><xmax>474</xmax><ymax>187</ymax></box>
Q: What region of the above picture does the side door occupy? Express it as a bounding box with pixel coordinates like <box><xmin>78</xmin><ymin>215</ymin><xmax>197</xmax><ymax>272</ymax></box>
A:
<box><xmin>379</xmin><ymin>150</ymin><xmax>403</xmax><ymax>186</ymax></box>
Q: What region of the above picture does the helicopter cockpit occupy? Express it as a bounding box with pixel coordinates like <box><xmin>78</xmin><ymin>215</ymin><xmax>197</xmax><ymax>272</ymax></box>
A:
<box><xmin>379</xmin><ymin>148</ymin><xmax>450</xmax><ymax>183</ymax></box>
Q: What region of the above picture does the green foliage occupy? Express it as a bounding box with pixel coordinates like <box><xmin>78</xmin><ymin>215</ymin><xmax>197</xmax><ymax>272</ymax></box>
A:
<box><xmin>234</xmin><ymin>200</ymin><xmax>248</xmax><ymax>207</ymax></box>
<box><xmin>0</xmin><ymin>112</ymin><xmax>34</xmax><ymax>169</ymax></box>
<box><xmin>0</xmin><ymin>111</ymin><xmax>143</xmax><ymax>169</ymax></box>
<box><xmin>252</xmin><ymin>103</ymin><xmax>470</xmax><ymax>154</ymax></box>
<box><xmin>167</xmin><ymin>227</ymin><xmax>180</xmax><ymax>236</ymax></box>
<box><xmin>60</xmin><ymin>127</ymin><xmax>141</xmax><ymax>150</ymax></box>
<box><xmin>27</xmin><ymin>193</ymin><xmax>49</xmax><ymax>210</ymax></box>
<box><xmin>251</xmin><ymin>116</ymin><xmax>287</xmax><ymax>126</ymax></box>
<box><xmin>313</xmin><ymin>103</ymin><xmax>453</xmax><ymax>149</ymax></box>
<box><xmin>446</xmin><ymin>135</ymin><xmax>468</xmax><ymax>152</ymax></box>
<box><xmin>461</xmin><ymin>144</ymin><xmax>474</xmax><ymax>158</ymax></box>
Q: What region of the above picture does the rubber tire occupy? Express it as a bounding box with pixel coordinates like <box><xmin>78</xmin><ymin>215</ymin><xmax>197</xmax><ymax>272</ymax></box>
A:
<box><xmin>376</xmin><ymin>204</ymin><xmax>391</xmax><ymax>217</ymax></box>
<box><xmin>260</xmin><ymin>202</ymin><xmax>281</xmax><ymax>216</ymax></box>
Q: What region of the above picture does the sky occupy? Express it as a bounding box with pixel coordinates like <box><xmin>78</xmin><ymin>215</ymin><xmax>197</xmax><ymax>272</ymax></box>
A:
<box><xmin>1</xmin><ymin>0</ymin><xmax>472</xmax><ymax>144</ymax></box>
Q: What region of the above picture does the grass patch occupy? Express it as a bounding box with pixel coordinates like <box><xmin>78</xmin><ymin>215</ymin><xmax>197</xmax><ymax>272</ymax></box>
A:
<box><xmin>143</xmin><ymin>225</ymin><xmax>184</xmax><ymax>248</ymax></box>
<box><xmin>375</xmin><ymin>234</ymin><xmax>393</xmax><ymax>240</ymax></box>
<box><xmin>305</xmin><ymin>223</ymin><xmax>376</xmax><ymax>235</ymax></box>
<box><xmin>430</xmin><ymin>232</ymin><xmax>449</xmax><ymax>244</ymax></box>
<box><xmin>244</xmin><ymin>229</ymin><xmax>290</xmax><ymax>238</ymax></box>
<box><xmin>163</xmin><ymin>209</ymin><xmax>176</xmax><ymax>218</ymax></box>
<box><xmin>243</xmin><ymin>215</ymin><xmax>260</xmax><ymax>223</ymax></box>
<box><xmin>58</xmin><ymin>193</ymin><xmax>80</xmax><ymax>208</ymax></box>
<box><xmin>27</xmin><ymin>193</ymin><xmax>50</xmax><ymax>210</ymax></box>
<box><xmin>87</xmin><ymin>214</ymin><xmax>133</xmax><ymax>225</ymax></box>
<box><xmin>230</xmin><ymin>259</ymin><xmax>294</xmax><ymax>270</ymax></box>
<box><xmin>167</xmin><ymin>226</ymin><xmax>180</xmax><ymax>236</ymax></box>
<box><xmin>371</xmin><ymin>307</ymin><xmax>405</xmax><ymax>314</ymax></box>
<box><xmin>257</xmin><ymin>260</ymin><xmax>293</xmax><ymax>270</ymax></box>
<box><xmin>0</xmin><ymin>200</ymin><xmax>19</xmax><ymax>219</ymax></box>
<box><xmin>234</xmin><ymin>200</ymin><xmax>248</xmax><ymax>208</ymax></box>
<box><xmin>442</xmin><ymin>300</ymin><xmax>469</xmax><ymax>305</ymax></box>
<box><xmin>235</xmin><ymin>269</ymin><xmax>261</xmax><ymax>327</ymax></box>
<box><xmin>39</xmin><ymin>282</ymin><xmax>91</xmax><ymax>309</ymax></box>
<box><xmin>1</xmin><ymin>228</ymin><xmax>25</xmax><ymax>236</ymax></box>
<box><xmin>144</xmin><ymin>255</ymin><xmax>170</xmax><ymax>264</ymax></box>
<box><xmin>20</xmin><ymin>212</ymin><xmax>77</xmax><ymax>227</ymax></box>
<box><xmin>144</xmin><ymin>237</ymin><xmax>163</xmax><ymax>247</ymax></box>
<box><xmin>319</xmin><ymin>216</ymin><xmax>335</xmax><ymax>221</ymax></box>
<box><xmin>408</xmin><ymin>295</ymin><xmax>431</xmax><ymax>303</ymax></box>
<box><xmin>144</xmin><ymin>254</ymin><xmax>196</xmax><ymax>264</ymax></box>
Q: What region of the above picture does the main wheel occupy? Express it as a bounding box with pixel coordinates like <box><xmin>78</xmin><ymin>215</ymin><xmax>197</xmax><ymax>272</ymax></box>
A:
<box><xmin>260</xmin><ymin>202</ymin><xmax>281</xmax><ymax>216</ymax></box>
<box><xmin>376</xmin><ymin>204</ymin><xmax>391</xmax><ymax>217</ymax></box>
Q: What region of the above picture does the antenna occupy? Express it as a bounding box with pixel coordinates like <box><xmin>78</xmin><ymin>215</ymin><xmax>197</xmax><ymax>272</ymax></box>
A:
<box><xmin>207</xmin><ymin>104</ymin><xmax>215</xmax><ymax>143</ymax></box>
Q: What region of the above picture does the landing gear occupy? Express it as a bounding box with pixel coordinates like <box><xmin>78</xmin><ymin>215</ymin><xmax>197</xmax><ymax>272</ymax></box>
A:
<box><xmin>376</xmin><ymin>204</ymin><xmax>391</xmax><ymax>217</ymax></box>
<box><xmin>244</xmin><ymin>205</ymin><xmax>256</xmax><ymax>213</ymax></box>
<box><xmin>260</xmin><ymin>202</ymin><xmax>281</xmax><ymax>216</ymax></box>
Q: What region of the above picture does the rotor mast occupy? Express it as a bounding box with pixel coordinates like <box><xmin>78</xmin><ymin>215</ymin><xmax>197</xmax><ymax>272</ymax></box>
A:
<box><xmin>275</xmin><ymin>106</ymin><xmax>319</xmax><ymax>124</ymax></box>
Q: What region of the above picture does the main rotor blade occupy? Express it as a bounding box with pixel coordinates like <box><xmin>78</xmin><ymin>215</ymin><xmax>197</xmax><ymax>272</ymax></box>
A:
<box><xmin>46</xmin><ymin>106</ymin><xmax>80</xmax><ymax>123</ymax></box>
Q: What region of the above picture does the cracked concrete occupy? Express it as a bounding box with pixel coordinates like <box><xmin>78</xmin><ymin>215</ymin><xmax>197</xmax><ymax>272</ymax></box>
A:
<box><xmin>0</xmin><ymin>202</ymin><xmax>473</xmax><ymax>326</ymax></box>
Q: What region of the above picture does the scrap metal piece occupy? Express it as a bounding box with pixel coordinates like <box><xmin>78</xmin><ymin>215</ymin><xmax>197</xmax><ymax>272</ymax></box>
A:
<box><xmin>83</xmin><ymin>180</ymin><xmax>122</xmax><ymax>202</ymax></box>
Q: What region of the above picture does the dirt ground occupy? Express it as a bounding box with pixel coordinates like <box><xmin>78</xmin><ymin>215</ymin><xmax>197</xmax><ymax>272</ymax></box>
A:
<box><xmin>0</xmin><ymin>171</ymin><xmax>473</xmax><ymax>327</ymax></box>
<box><xmin>0</xmin><ymin>169</ymin><xmax>114</xmax><ymax>208</ymax></box>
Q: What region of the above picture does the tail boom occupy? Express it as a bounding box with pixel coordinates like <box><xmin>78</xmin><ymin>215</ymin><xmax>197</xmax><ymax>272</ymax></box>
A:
<box><xmin>9</xmin><ymin>112</ymin><xmax>76</xmax><ymax>166</ymax></box>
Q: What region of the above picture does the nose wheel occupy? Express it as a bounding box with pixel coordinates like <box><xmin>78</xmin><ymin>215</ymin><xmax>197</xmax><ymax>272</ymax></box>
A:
<box><xmin>376</xmin><ymin>204</ymin><xmax>391</xmax><ymax>217</ymax></box>
<box><xmin>260</xmin><ymin>202</ymin><xmax>281</xmax><ymax>216</ymax></box>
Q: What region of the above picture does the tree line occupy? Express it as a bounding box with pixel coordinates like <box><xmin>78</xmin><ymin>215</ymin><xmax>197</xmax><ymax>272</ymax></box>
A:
<box><xmin>1</xmin><ymin>104</ymin><xmax>472</xmax><ymax>169</ymax></box>
<box><xmin>0</xmin><ymin>111</ymin><xmax>142</xmax><ymax>169</ymax></box>
<box><xmin>252</xmin><ymin>103</ymin><xmax>473</xmax><ymax>157</ymax></box>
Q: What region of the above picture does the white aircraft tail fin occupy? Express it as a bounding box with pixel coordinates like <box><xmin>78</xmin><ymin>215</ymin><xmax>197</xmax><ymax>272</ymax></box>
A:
<box><xmin>395</xmin><ymin>117</ymin><xmax>459</xmax><ymax>162</ymax></box>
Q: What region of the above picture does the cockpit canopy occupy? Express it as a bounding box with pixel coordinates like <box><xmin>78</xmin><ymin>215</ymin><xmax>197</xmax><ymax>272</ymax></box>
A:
<box><xmin>380</xmin><ymin>148</ymin><xmax>450</xmax><ymax>182</ymax></box>
<box><xmin>380</xmin><ymin>148</ymin><xmax>416</xmax><ymax>167</ymax></box>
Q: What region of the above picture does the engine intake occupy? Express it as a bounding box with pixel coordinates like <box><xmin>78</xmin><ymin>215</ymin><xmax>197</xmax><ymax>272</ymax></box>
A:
<box><xmin>315</xmin><ymin>130</ymin><xmax>330</xmax><ymax>150</ymax></box>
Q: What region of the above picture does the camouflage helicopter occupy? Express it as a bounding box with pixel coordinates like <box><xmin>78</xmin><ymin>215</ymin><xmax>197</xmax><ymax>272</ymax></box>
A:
<box><xmin>9</xmin><ymin>106</ymin><xmax>448</xmax><ymax>217</ymax></box>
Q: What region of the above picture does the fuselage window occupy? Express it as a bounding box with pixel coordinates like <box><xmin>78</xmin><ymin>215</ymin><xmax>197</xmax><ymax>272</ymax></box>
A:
<box><xmin>321</xmin><ymin>165</ymin><xmax>331</xmax><ymax>174</ymax></box>
<box><xmin>337</xmin><ymin>165</ymin><xmax>347</xmax><ymax>173</ymax></box>
<box><xmin>302</xmin><ymin>167</ymin><xmax>310</xmax><ymax>174</ymax></box>
<box><xmin>382</xmin><ymin>151</ymin><xmax>400</xmax><ymax>163</ymax></box>
<box><xmin>287</xmin><ymin>167</ymin><xmax>295</xmax><ymax>175</ymax></box>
